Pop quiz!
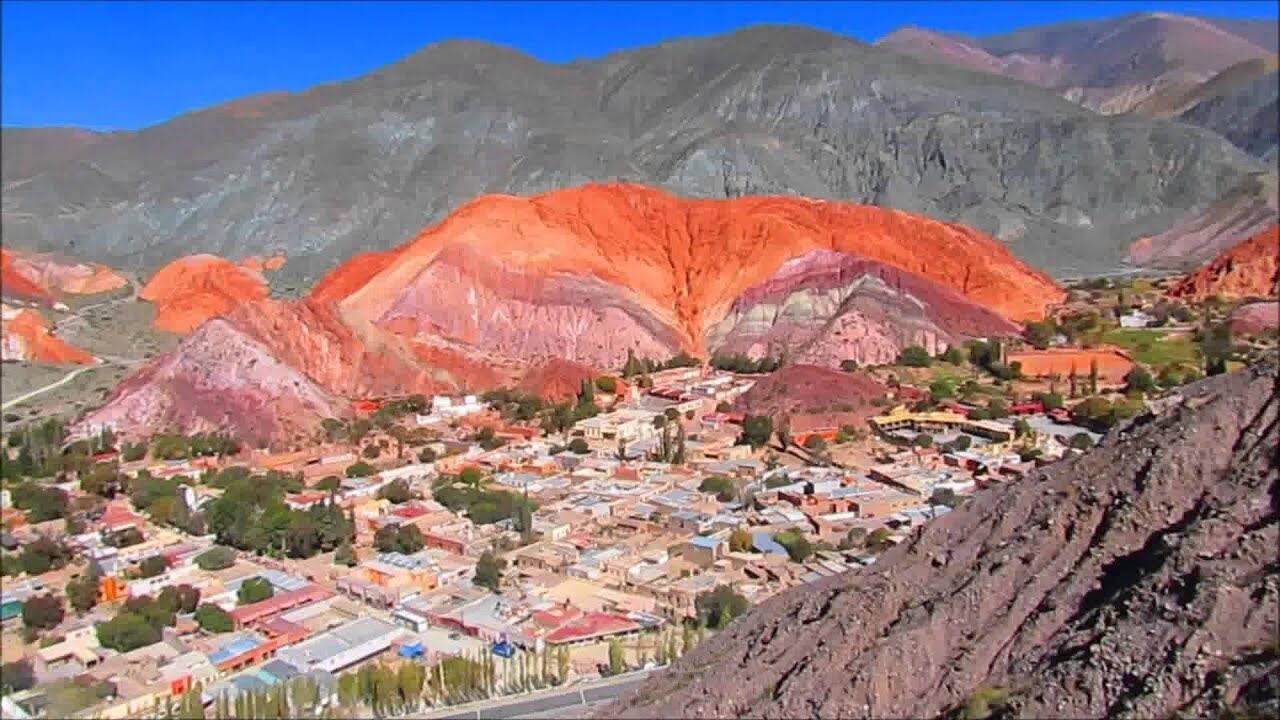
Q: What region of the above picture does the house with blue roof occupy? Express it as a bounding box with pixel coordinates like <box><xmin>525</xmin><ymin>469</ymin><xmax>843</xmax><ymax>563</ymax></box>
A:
<box><xmin>751</xmin><ymin>532</ymin><xmax>789</xmax><ymax>557</ymax></box>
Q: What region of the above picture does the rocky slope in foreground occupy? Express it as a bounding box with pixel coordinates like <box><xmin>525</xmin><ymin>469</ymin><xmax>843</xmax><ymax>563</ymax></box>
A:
<box><xmin>605</xmin><ymin>363</ymin><xmax>1279</xmax><ymax>719</ymax></box>
<box><xmin>75</xmin><ymin>184</ymin><xmax>1061</xmax><ymax>444</ymax></box>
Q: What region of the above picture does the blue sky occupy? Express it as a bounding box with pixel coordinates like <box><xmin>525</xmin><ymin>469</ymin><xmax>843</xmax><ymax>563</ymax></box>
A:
<box><xmin>3</xmin><ymin>1</ymin><xmax>1276</xmax><ymax>130</ymax></box>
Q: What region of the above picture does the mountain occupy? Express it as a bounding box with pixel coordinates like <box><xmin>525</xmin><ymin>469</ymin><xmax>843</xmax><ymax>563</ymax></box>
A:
<box><xmin>877</xmin><ymin>12</ymin><xmax>1277</xmax><ymax>118</ymax></box>
<box><xmin>71</xmin><ymin>183</ymin><xmax>1061</xmax><ymax>443</ymax></box>
<box><xmin>2</xmin><ymin>24</ymin><xmax>1267</xmax><ymax>282</ymax></box>
<box><xmin>1128</xmin><ymin>172</ymin><xmax>1278</xmax><ymax>269</ymax></box>
<box><xmin>1</xmin><ymin>304</ymin><xmax>96</xmax><ymax>364</ymax></box>
<box><xmin>138</xmin><ymin>254</ymin><xmax>275</xmax><ymax>333</ymax></box>
<box><xmin>1168</xmin><ymin>225</ymin><xmax>1279</xmax><ymax>300</ymax></box>
<box><xmin>604</xmin><ymin>362</ymin><xmax>1280</xmax><ymax>719</ymax></box>
<box><xmin>0</xmin><ymin>247</ymin><xmax>127</xmax><ymax>304</ymax></box>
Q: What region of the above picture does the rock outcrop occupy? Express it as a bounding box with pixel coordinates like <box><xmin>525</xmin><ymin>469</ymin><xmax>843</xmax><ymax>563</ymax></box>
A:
<box><xmin>2</xmin><ymin>248</ymin><xmax>128</xmax><ymax>299</ymax></box>
<box><xmin>1168</xmin><ymin>225</ymin><xmax>1280</xmax><ymax>300</ymax></box>
<box><xmin>1</xmin><ymin>304</ymin><xmax>95</xmax><ymax>364</ymax></box>
<box><xmin>518</xmin><ymin>359</ymin><xmax>603</xmax><ymax>403</ymax></box>
<box><xmin>604</xmin><ymin>362</ymin><xmax>1280</xmax><ymax>719</ymax></box>
<box><xmin>139</xmin><ymin>254</ymin><xmax>270</xmax><ymax>333</ymax></box>
<box><xmin>1230</xmin><ymin>301</ymin><xmax>1280</xmax><ymax>335</ymax></box>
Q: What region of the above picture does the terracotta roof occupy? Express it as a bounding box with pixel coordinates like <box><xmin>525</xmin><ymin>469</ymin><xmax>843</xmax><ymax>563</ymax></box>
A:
<box><xmin>544</xmin><ymin>611</ymin><xmax>639</xmax><ymax>643</ymax></box>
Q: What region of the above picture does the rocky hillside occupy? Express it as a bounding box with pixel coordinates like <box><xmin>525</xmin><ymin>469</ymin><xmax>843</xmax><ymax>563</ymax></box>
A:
<box><xmin>1</xmin><ymin>23</ymin><xmax>1267</xmax><ymax>281</ymax></box>
<box><xmin>877</xmin><ymin>12</ymin><xmax>1276</xmax><ymax>120</ymax></box>
<box><xmin>1168</xmin><ymin>225</ymin><xmax>1280</xmax><ymax>300</ymax></box>
<box><xmin>605</xmin><ymin>363</ymin><xmax>1279</xmax><ymax>719</ymax></box>
<box><xmin>1128</xmin><ymin>172</ymin><xmax>1278</xmax><ymax>269</ymax></box>
<box><xmin>73</xmin><ymin>183</ymin><xmax>1059</xmax><ymax>442</ymax></box>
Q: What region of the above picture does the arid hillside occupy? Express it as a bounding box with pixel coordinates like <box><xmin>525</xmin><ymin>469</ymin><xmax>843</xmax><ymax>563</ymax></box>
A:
<box><xmin>1168</xmin><ymin>225</ymin><xmax>1279</xmax><ymax>300</ymax></box>
<box><xmin>605</xmin><ymin>363</ymin><xmax>1279</xmax><ymax>719</ymax></box>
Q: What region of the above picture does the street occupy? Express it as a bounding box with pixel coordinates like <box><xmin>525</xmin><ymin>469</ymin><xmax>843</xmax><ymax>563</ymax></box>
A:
<box><xmin>414</xmin><ymin>670</ymin><xmax>651</xmax><ymax>720</ymax></box>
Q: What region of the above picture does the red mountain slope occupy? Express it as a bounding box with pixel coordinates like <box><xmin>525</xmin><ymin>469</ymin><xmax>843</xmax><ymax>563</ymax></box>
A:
<box><xmin>1168</xmin><ymin>225</ymin><xmax>1280</xmax><ymax>300</ymax></box>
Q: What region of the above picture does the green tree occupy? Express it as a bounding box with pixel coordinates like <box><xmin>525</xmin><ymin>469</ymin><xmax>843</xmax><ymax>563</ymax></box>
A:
<box><xmin>0</xmin><ymin>660</ymin><xmax>35</xmax><ymax>693</ymax></box>
<box><xmin>940</xmin><ymin>346</ymin><xmax>966</xmax><ymax>365</ymax></box>
<box><xmin>739</xmin><ymin>415</ymin><xmax>773</xmax><ymax>449</ymax></box>
<box><xmin>607</xmin><ymin>639</ymin><xmax>625</xmax><ymax>676</ymax></box>
<box><xmin>138</xmin><ymin>555</ymin><xmax>168</xmax><ymax>578</ymax></box>
<box><xmin>334</xmin><ymin>539</ymin><xmax>356</xmax><ymax>567</ymax></box>
<box><xmin>929</xmin><ymin>488</ymin><xmax>960</xmax><ymax>509</ymax></box>
<box><xmin>1124</xmin><ymin>367</ymin><xmax>1156</xmax><ymax>393</ymax></box>
<box><xmin>97</xmin><ymin>611</ymin><xmax>160</xmax><ymax>652</ymax></box>
<box><xmin>986</xmin><ymin>398</ymin><xmax>1009</xmax><ymax>419</ymax></box>
<box><xmin>698</xmin><ymin>476</ymin><xmax>736</xmax><ymax>502</ymax></box>
<box><xmin>1023</xmin><ymin>319</ymin><xmax>1057</xmax><ymax>349</ymax></box>
<box><xmin>18</xmin><ymin>536</ymin><xmax>70</xmax><ymax>575</ymax></box>
<box><xmin>912</xmin><ymin>433</ymin><xmax>934</xmax><ymax>448</ymax></box>
<box><xmin>866</xmin><ymin>527</ymin><xmax>894</xmax><ymax>552</ymax></box>
<box><xmin>773</xmin><ymin>529</ymin><xmax>813</xmax><ymax>563</ymax></box>
<box><xmin>1068</xmin><ymin>433</ymin><xmax>1094</xmax><ymax>450</ymax></box>
<box><xmin>557</xmin><ymin>646</ymin><xmax>571</xmax><ymax>684</ymax></box>
<box><xmin>194</xmin><ymin>603</ymin><xmax>233</xmax><ymax>633</ymax></box>
<box><xmin>315</xmin><ymin>475</ymin><xmax>342</xmax><ymax>492</ymax></box>
<box><xmin>345</xmin><ymin>461</ymin><xmax>376</xmax><ymax>478</ymax></box>
<box><xmin>695</xmin><ymin>585</ymin><xmax>749</xmax><ymax>629</ymax></box>
<box><xmin>728</xmin><ymin>528</ymin><xmax>753</xmax><ymax>553</ymax></box>
<box><xmin>896</xmin><ymin>345</ymin><xmax>933</xmax><ymax>367</ymax></box>
<box><xmin>473</xmin><ymin>551</ymin><xmax>505</xmax><ymax>592</ymax></box>
<box><xmin>1012</xmin><ymin>418</ymin><xmax>1032</xmax><ymax>438</ymax></box>
<box><xmin>237</xmin><ymin>577</ymin><xmax>274</xmax><ymax>605</ymax></box>
<box><xmin>567</xmin><ymin>438</ymin><xmax>590</xmax><ymax>454</ymax></box>
<box><xmin>22</xmin><ymin>592</ymin><xmax>64</xmax><ymax>630</ymax></box>
<box><xmin>378</xmin><ymin>479</ymin><xmax>413</xmax><ymax>504</ymax></box>
<box><xmin>67</xmin><ymin>567</ymin><xmax>100</xmax><ymax>614</ymax></box>
<box><xmin>929</xmin><ymin>378</ymin><xmax>956</xmax><ymax>400</ymax></box>
<box><xmin>194</xmin><ymin>546</ymin><xmax>235</xmax><ymax>571</ymax></box>
<box><xmin>1034</xmin><ymin>392</ymin><xmax>1065</xmax><ymax>410</ymax></box>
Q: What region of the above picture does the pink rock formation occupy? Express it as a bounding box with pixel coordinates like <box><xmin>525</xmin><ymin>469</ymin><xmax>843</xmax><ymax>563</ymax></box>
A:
<box><xmin>7</xmin><ymin>251</ymin><xmax>127</xmax><ymax>296</ymax></box>
<box><xmin>1229</xmin><ymin>302</ymin><xmax>1280</xmax><ymax>335</ymax></box>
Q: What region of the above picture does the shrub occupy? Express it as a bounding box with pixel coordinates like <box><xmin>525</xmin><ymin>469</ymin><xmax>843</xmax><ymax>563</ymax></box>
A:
<box><xmin>594</xmin><ymin>376</ymin><xmax>617</xmax><ymax>393</ymax></box>
<box><xmin>137</xmin><ymin>555</ymin><xmax>167</xmax><ymax>578</ymax></box>
<box><xmin>803</xmin><ymin>434</ymin><xmax>828</xmax><ymax>451</ymax></box>
<box><xmin>473</xmin><ymin>551</ymin><xmax>506</xmax><ymax>592</ymax></box>
<box><xmin>237</xmin><ymin>577</ymin><xmax>274</xmax><ymax>605</ymax></box>
<box><xmin>699</xmin><ymin>476</ymin><xmax>736</xmax><ymax>502</ymax></box>
<box><xmin>195</xmin><ymin>546</ymin><xmax>236</xmax><ymax>571</ymax></box>
<box><xmin>345</xmin><ymin>461</ymin><xmax>375</xmax><ymax>478</ymax></box>
<box><xmin>774</xmin><ymin>529</ymin><xmax>813</xmax><ymax>563</ymax></box>
<box><xmin>22</xmin><ymin>593</ymin><xmax>64</xmax><ymax>630</ymax></box>
<box><xmin>839</xmin><ymin>359</ymin><xmax>859</xmax><ymax>372</ymax></box>
<box><xmin>194</xmin><ymin>603</ymin><xmax>233</xmax><ymax>633</ymax></box>
<box><xmin>568</xmin><ymin>438</ymin><xmax>590</xmax><ymax>454</ymax></box>
<box><xmin>896</xmin><ymin>345</ymin><xmax>933</xmax><ymax>367</ymax></box>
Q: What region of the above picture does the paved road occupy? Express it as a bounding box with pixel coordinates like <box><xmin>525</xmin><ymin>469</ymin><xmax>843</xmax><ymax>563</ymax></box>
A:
<box><xmin>418</xmin><ymin>672</ymin><xmax>648</xmax><ymax>720</ymax></box>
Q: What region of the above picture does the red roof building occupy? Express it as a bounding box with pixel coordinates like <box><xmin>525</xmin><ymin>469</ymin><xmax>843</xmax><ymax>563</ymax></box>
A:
<box><xmin>544</xmin><ymin>611</ymin><xmax>642</xmax><ymax>645</ymax></box>
<box><xmin>97</xmin><ymin>501</ymin><xmax>144</xmax><ymax>532</ymax></box>
<box><xmin>229</xmin><ymin>584</ymin><xmax>332</xmax><ymax>628</ymax></box>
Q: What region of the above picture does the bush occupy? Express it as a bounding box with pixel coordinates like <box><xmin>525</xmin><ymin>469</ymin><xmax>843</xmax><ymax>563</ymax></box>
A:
<box><xmin>194</xmin><ymin>603</ymin><xmax>233</xmax><ymax>633</ymax></box>
<box><xmin>939</xmin><ymin>346</ymin><xmax>966</xmax><ymax>365</ymax></box>
<box><xmin>739</xmin><ymin>415</ymin><xmax>773</xmax><ymax>449</ymax></box>
<box><xmin>803</xmin><ymin>434</ymin><xmax>827</xmax><ymax>451</ymax></box>
<box><xmin>361</xmin><ymin>444</ymin><xmax>382</xmax><ymax>460</ymax></box>
<box><xmin>473</xmin><ymin>551</ymin><xmax>506</xmax><ymax>592</ymax></box>
<box><xmin>773</xmin><ymin>529</ymin><xmax>813</xmax><ymax>563</ymax></box>
<box><xmin>237</xmin><ymin>577</ymin><xmax>274</xmax><ymax>605</ymax></box>
<box><xmin>896</xmin><ymin>345</ymin><xmax>933</xmax><ymax>367</ymax></box>
<box><xmin>0</xmin><ymin>659</ymin><xmax>34</xmax><ymax>693</ymax></box>
<box><xmin>345</xmin><ymin>461</ymin><xmax>375</xmax><ymax>478</ymax></box>
<box><xmin>568</xmin><ymin>438</ymin><xmax>590</xmax><ymax>454</ymax></box>
<box><xmin>18</xmin><ymin>536</ymin><xmax>71</xmax><ymax>576</ymax></box>
<box><xmin>1124</xmin><ymin>367</ymin><xmax>1156</xmax><ymax>393</ymax></box>
<box><xmin>1068</xmin><ymin>433</ymin><xmax>1094</xmax><ymax>450</ymax></box>
<box><xmin>728</xmin><ymin>529</ymin><xmax>753</xmax><ymax>553</ymax></box>
<box><xmin>97</xmin><ymin>611</ymin><xmax>160</xmax><ymax>652</ymax></box>
<box><xmin>1034</xmin><ymin>392</ymin><xmax>1064</xmax><ymax>410</ymax></box>
<box><xmin>378</xmin><ymin>478</ymin><xmax>413</xmax><ymax>504</ymax></box>
<box><xmin>315</xmin><ymin>475</ymin><xmax>341</xmax><ymax>492</ymax></box>
<box><xmin>695</xmin><ymin>585</ymin><xmax>749</xmax><ymax>629</ymax></box>
<box><xmin>138</xmin><ymin>555</ymin><xmax>168</xmax><ymax>579</ymax></box>
<box><xmin>22</xmin><ymin>593</ymin><xmax>64</xmax><ymax>630</ymax></box>
<box><xmin>839</xmin><ymin>359</ymin><xmax>859</xmax><ymax>372</ymax></box>
<box><xmin>912</xmin><ymin>433</ymin><xmax>934</xmax><ymax>448</ymax></box>
<box><xmin>195</xmin><ymin>546</ymin><xmax>236</xmax><ymax>571</ymax></box>
<box><xmin>594</xmin><ymin>376</ymin><xmax>617</xmax><ymax>393</ymax></box>
<box><xmin>699</xmin><ymin>476</ymin><xmax>736</xmax><ymax>502</ymax></box>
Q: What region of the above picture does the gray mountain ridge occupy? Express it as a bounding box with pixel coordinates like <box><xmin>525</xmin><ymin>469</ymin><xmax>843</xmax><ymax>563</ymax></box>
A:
<box><xmin>1</xmin><ymin>22</ymin><xmax>1271</xmax><ymax>284</ymax></box>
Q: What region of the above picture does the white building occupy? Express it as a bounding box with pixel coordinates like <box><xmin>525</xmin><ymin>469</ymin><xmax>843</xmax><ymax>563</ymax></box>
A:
<box><xmin>416</xmin><ymin>395</ymin><xmax>488</xmax><ymax>425</ymax></box>
<box><xmin>276</xmin><ymin>616</ymin><xmax>406</xmax><ymax>674</ymax></box>
<box><xmin>1119</xmin><ymin>310</ymin><xmax>1156</xmax><ymax>328</ymax></box>
<box><xmin>577</xmin><ymin>409</ymin><xmax>662</xmax><ymax>443</ymax></box>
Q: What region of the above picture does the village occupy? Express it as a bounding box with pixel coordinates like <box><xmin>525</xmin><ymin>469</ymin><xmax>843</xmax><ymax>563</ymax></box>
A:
<box><xmin>0</xmin><ymin>320</ymin><xmax>1161</xmax><ymax>720</ymax></box>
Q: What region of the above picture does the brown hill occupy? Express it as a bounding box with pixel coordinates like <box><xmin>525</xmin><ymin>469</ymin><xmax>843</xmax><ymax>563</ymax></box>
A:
<box><xmin>78</xmin><ymin>184</ymin><xmax>1060</xmax><ymax>443</ymax></box>
<box><xmin>1168</xmin><ymin>225</ymin><xmax>1280</xmax><ymax>300</ymax></box>
<box><xmin>605</xmin><ymin>362</ymin><xmax>1279</xmax><ymax>718</ymax></box>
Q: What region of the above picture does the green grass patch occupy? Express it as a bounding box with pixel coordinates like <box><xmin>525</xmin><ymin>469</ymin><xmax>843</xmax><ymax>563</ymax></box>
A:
<box><xmin>1100</xmin><ymin>329</ymin><xmax>1200</xmax><ymax>367</ymax></box>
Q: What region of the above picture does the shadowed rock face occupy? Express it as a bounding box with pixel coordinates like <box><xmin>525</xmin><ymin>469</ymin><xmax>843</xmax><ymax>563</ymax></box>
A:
<box><xmin>1</xmin><ymin>23</ymin><xmax>1267</xmax><ymax>280</ymax></box>
<box><xmin>604</xmin><ymin>363</ymin><xmax>1280</xmax><ymax>719</ymax></box>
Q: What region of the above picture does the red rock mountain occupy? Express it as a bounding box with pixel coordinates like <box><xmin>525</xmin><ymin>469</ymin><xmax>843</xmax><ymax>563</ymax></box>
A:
<box><xmin>79</xmin><ymin>184</ymin><xmax>1063</xmax><ymax>443</ymax></box>
<box><xmin>1</xmin><ymin>304</ymin><xmax>95</xmax><ymax>365</ymax></box>
<box><xmin>140</xmin><ymin>254</ymin><xmax>271</xmax><ymax>333</ymax></box>
<box><xmin>1168</xmin><ymin>225</ymin><xmax>1279</xmax><ymax>300</ymax></box>
<box><xmin>0</xmin><ymin>247</ymin><xmax>127</xmax><ymax>303</ymax></box>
